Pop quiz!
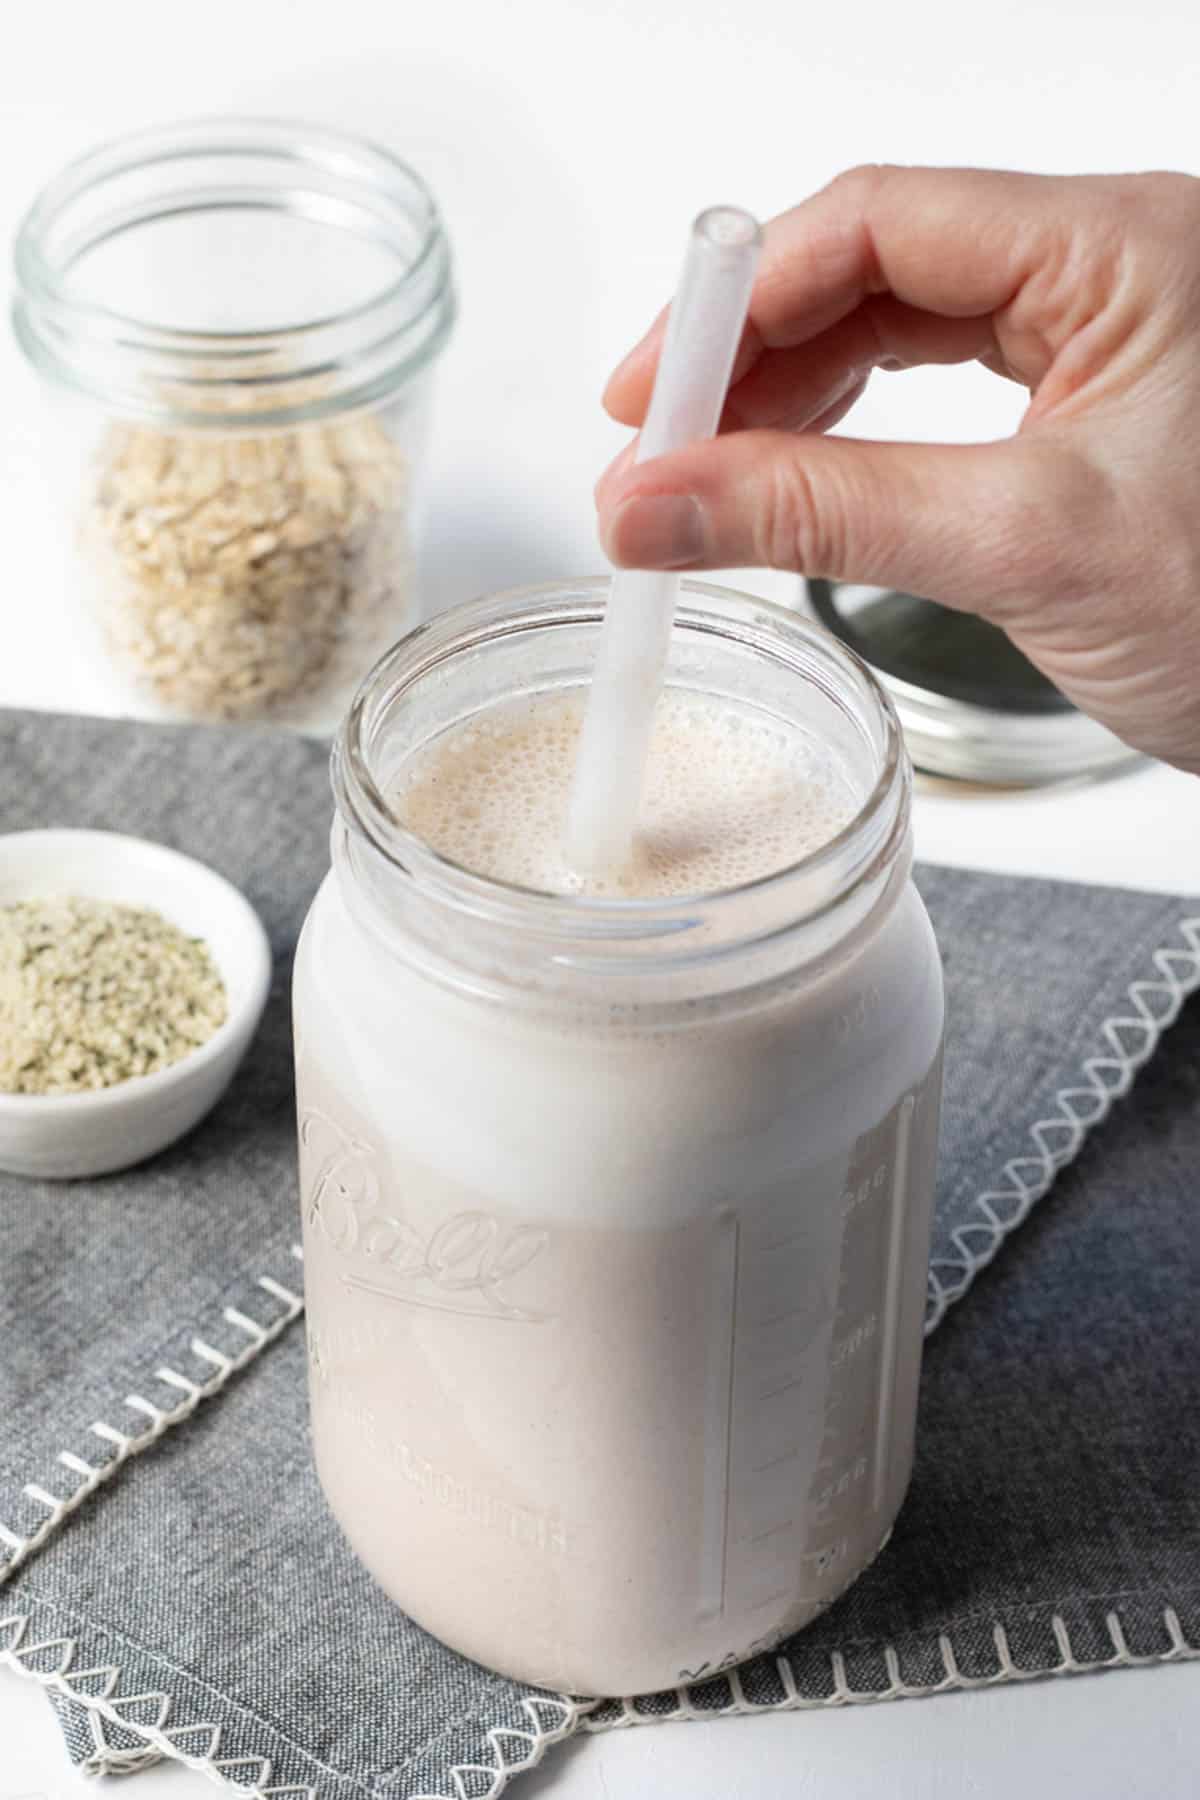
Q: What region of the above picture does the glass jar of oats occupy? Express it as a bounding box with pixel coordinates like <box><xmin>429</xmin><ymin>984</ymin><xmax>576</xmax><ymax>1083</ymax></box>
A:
<box><xmin>13</xmin><ymin>119</ymin><xmax>455</xmax><ymax>733</ymax></box>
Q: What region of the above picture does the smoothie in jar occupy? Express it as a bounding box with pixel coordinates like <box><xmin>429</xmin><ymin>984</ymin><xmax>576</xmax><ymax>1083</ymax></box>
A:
<box><xmin>294</xmin><ymin>579</ymin><xmax>943</xmax><ymax>1695</ymax></box>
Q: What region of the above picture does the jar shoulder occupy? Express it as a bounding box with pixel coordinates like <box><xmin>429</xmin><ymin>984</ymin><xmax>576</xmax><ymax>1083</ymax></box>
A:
<box><xmin>295</xmin><ymin>865</ymin><xmax>942</xmax><ymax>1078</ymax></box>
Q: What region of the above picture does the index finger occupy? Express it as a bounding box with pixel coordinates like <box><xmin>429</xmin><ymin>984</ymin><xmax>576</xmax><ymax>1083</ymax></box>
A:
<box><xmin>604</xmin><ymin>164</ymin><xmax>1090</xmax><ymax>424</ymax></box>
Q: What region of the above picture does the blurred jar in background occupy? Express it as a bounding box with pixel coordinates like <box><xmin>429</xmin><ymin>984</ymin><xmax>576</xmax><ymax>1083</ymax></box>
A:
<box><xmin>13</xmin><ymin>119</ymin><xmax>455</xmax><ymax>734</ymax></box>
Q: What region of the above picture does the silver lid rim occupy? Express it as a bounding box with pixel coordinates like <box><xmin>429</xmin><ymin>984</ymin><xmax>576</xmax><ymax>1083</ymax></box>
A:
<box><xmin>878</xmin><ymin>667</ymin><xmax>1140</xmax><ymax>785</ymax></box>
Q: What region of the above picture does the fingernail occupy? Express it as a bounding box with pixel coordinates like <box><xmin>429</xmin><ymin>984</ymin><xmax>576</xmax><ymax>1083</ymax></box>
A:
<box><xmin>605</xmin><ymin>494</ymin><xmax>707</xmax><ymax>569</ymax></box>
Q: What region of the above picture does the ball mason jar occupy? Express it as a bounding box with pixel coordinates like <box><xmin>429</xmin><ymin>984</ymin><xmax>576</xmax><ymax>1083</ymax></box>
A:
<box><xmin>294</xmin><ymin>579</ymin><xmax>944</xmax><ymax>1695</ymax></box>
<box><xmin>12</xmin><ymin>118</ymin><xmax>455</xmax><ymax>734</ymax></box>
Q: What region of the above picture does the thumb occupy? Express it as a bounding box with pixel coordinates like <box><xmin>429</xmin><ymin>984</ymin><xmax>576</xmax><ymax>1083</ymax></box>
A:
<box><xmin>597</xmin><ymin>429</ymin><xmax>1096</xmax><ymax>617</ymax></box>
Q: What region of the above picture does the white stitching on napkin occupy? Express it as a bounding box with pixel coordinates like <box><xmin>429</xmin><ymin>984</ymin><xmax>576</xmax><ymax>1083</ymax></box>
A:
<box><xmin>0</xmin><ymin>1263</ymin><xmax>304</xmax><ymax>1589</ymax></box>
<box><xmin>581</xmin><ymin>1607</ymin><xmax>1200</xmax><ymax>1731</ymax></box>
<box><xmin>925</xmin><ymin>914</ymin><xmax>1200</xmax><ymax>1333</ymax></box>
<box><xmin>0</xmin><ymin>1608</ymin><xmax>596</xmax><ymax>1798</ymax></box>
<box><xmin>2</xmin><ymin>1605</ymin><xmax>1196</xmax><ymax>1794</ymax></box>
<box><xmin>411</xmin><ymin>1696</ymin><xmax>600</xmax><ymax>1800</ymax></box>
<box><xmin>84</xmin><ymin>1704</ymin><xmax>164</xmax><ymax>1775</ymax></box>
<box><xmin>0</xmin><ymin>1609</ymin><xmax>314</xmax><ymax>1796</ymax></box>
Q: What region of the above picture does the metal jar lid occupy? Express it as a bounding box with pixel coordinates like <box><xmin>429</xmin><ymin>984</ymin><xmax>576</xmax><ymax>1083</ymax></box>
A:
<box><xmin>802</xmin><ymin>581</ymin><xmax>1140</xmax><ymax>786</ymax></box>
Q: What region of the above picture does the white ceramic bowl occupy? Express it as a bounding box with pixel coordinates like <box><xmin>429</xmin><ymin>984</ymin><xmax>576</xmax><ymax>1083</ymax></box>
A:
<box><xmin>0</xmin><ymin>829</ymin><xmax>272</xmax><ymax>1180</ymax></box>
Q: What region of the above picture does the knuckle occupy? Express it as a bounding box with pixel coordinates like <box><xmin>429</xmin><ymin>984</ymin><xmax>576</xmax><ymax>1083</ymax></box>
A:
<box><xmin>759</xmin><ymin>448</ymin><xmax>847</xmax><ymax>575</ymax></box>
<box><xmin>1093</xmin><ymin>173</ymin><xmax>1200</xmax><ymax>275</ymax></box>
<box><xmin>1129</xmin><ymin>169</ymin><xmax>1200</xmax><ymax>218</ymax></box>
<box><xmin>825</xmin><ymin>163</ymin><xmax>895</xmax><ymax>210</ymax></box>
<box><xmin>829</xmin><ymin>161</ymin><xmax>893</xmax><ymax>193</ymax></box>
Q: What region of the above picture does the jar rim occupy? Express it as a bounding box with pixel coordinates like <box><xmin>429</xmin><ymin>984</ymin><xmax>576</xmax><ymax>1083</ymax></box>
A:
<box><xmin>12</xmin><ymin>117</ymin><xmax>456</xmax><ymax>426</ymax></box>
<box><xmin>332</xmin><ymin>578</ymin><xmax>912</xmax><ymax>961</ymax></box>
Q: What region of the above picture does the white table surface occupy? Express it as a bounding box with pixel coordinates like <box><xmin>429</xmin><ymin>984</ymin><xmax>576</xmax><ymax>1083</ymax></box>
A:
<box><xmin>2</xmin><ymin>2</ymin><xmax>1199</xmax><ymax>1793</ymax></box>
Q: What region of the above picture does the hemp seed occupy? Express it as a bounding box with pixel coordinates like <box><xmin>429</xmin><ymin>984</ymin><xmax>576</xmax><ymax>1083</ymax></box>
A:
<box><xmin>0</xmin><ymin>897</ymin><xmax>228</xmax><ymax>1095</ymax></box>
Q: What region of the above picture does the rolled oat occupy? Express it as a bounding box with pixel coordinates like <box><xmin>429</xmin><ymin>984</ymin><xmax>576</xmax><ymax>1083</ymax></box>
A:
<box><xmin>84</xmin><ymin>412</ymin><xmax>410</xmax><ymax>723</ymax></box>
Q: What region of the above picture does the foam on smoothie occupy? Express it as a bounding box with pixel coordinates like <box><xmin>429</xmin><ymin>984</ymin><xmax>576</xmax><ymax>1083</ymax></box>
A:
<box><xmin>394</xmin><ymin>689</ymin><xmax>859</xmax><ymax>896</ymax></box>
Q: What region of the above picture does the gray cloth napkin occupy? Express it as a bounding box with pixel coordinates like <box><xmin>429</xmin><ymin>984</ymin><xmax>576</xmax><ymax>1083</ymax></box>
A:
<box><xmin>1</xmin><ymin>708</ymin><xmax>1198</xmax><ymax>1799</ymax></box>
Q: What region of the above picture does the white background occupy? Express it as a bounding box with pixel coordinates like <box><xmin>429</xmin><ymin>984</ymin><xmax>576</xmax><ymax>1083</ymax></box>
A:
<box><xmin>2</xmin><ymin>1</ymin><xmax>1200</xmax><ymax>1794</ymax></box>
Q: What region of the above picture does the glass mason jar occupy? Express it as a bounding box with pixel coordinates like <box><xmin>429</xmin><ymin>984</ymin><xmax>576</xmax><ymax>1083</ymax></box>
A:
<box><xmin>13</xmin><ymin>119</ymin><xmax>455</xmax><ymax>733</ymax></box>
<box><xmin>294</xmin><ymin>579</ymin><xmax>944</xmax><ymax>1696</ymax></box>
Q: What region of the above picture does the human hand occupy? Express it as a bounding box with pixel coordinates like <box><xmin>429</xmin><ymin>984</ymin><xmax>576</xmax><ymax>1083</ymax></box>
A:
<box><xmin>597</xmin><ymin>167</ymin><xmax>1200</xmax><ymax>773</ymax></box>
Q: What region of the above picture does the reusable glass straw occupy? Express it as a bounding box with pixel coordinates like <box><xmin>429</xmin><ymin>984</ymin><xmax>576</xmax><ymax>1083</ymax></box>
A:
<box><xmin>566</xmin><ymin>206</ymin><xmax>763</xmax><ymax>879</ymax></box>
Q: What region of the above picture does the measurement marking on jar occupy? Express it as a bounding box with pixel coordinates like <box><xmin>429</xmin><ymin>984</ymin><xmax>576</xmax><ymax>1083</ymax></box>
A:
<box><xmin>756</xmin><ymin>1374</ymin><xmax>807</xmax><ymax>1403</ymax></box>
<box><xmin>747</xmin><ymin>1587</ymin><xmax>792</xmax><ymax>1613</ymax></box>
<box><xmin>813</xmin><ymin>1454</ymin><xmax>870</xmax><ymax>1513</ymax></box>
<box><xmin>830</xmin><ymin>1313</ymin><xmax>877</xmax><ymax>1365</ymax></box>
<box><xmin>804</xmin><ymin>1536</ymin><xmax>850</xmax><ymax>1573</ymax></box>
<box><xmin>755</xmin><ymin>1229</ymin><xmax>812</xmax><ymax>1255</ymax></box>
<box><xmin>873</xmin><ymin>1093</ymin><xmax>915</xmax><ymax>1512</ymax></box>
<box><xmin>758</xmin><ymin>1302</ymin><xmax>812</xmax><ymax>1328</ymax></box>
<box><xmin>842</xmin><ymin>1161</ymin><xmax>890</xmax><ymax>1219</ymax></box>
<box><xmin>700</xmin><ymin>1208</ymin><xmax>740</xmax><ymax>1622</ymax></box>
<box><xmin>745</xmin><ymin>1518</ymin><xmax>796</xmax><ymax>1546</ymax></box>
<box><xmin>752</xmin><ymin>1447</ymin><xmax>801</xmax><ymax>1474</ymax></box>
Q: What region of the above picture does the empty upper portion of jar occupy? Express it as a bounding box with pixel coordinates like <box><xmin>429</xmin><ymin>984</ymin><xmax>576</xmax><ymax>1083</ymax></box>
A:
<box><xmin>12</xmin><ymin>118</ymin><xmax>456</xmax><ymax>428</ymax></box>
<box><xmin>332</xmin><ymin>579</ymin><xmax>914</xmax><ymax>1004</ymax></box>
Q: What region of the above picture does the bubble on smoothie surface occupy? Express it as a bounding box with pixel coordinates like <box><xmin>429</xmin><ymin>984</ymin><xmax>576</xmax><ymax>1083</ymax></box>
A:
<box><xmin>393</xmin><ymin>690</ymin><xmax>859</xmax><ymax>898</ymax></box>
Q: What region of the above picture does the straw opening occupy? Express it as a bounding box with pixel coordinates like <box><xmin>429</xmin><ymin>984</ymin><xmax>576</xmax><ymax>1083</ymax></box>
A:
<box><xmin>695</xmin><ymin>205</ymin><xmax>762</xmax><ymax>251</ymax></box>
